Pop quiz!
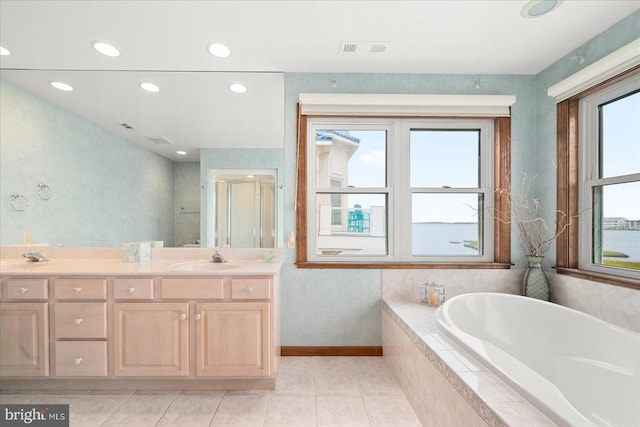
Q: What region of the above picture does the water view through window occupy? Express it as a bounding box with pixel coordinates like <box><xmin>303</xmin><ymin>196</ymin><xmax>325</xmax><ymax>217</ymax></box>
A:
<box><xmin>593</xmin><ymin>91</ymin><xmax>640</xmax><ymax>271</ymax></box>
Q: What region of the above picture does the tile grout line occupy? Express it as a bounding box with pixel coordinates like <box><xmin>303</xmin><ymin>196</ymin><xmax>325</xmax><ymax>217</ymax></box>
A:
<box><xmin>99</xmin><ymin>392</ymin><xmax>132</xmax><ymax>427</ymax></box>
<box><xmin>206</xmin><ymin>390</ymin><xmax>225</xmax><ymax>427</ymax></box>
<box><xmin>152</xmin><ymin>392</ymin><xmax>178</xmax><ymax>427</ymax></box>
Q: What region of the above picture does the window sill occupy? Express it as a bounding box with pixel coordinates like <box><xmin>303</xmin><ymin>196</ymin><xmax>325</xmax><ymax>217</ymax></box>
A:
<box><xmin>554</xmin><ymin>267</ymin><xmax>640</xmax><ymax>290</ymax></box>
<box><xmin>295</xmin><ymin>261</ymin><xmax>513</xmax><ymax>269</ymax></box>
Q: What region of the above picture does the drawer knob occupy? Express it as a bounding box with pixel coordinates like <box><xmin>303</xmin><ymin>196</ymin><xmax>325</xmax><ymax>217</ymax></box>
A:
<box><xmin>179</xmin><ymin>313</ymin><xmax>187</xmax><ymax>321</ymax></box>
<box><xmin>74</xmin><ymin>318</ymin><xmax>83</xmax><ymax>325</ymax></box>
<box><xmin>73</xmin><ymin>287</ymin><xmax>82</xmax><ymax>294</ymax></box>
<box><xmin>74</xmin><ymin>357</ymin><xmax>82</xmax><ymax>365</ymax></box>
<box><xmin>246</xmin><ymin>287</ymin><xmax>254</xmax><ymax>294</ymax></box>
<box><xmin>20</xmin><ymin>287</ymin><xmax>28</xmax><ymax>294</ymax></box>
<box><xmin>194</xmin><ymin>314</ymin><xmax>202</xmax><ymax>321</ymax></box>
<box><xmin>127</xmin><ymin>287</ymin><xmax>135</xmax><ymax>294</ymax></box>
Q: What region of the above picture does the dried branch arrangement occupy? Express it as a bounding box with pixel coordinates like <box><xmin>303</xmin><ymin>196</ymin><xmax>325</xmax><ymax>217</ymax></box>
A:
<box><xmin>495</xmin><ymin>171</ymin><xmax>574</xmax><ymax>257</ymax></box>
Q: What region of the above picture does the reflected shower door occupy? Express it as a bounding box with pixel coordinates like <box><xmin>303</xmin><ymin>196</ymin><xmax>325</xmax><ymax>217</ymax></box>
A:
<box><xmin>229</xmin><ymin>181</ymin><xmax>257</xmax><ymax>248</ymax></box>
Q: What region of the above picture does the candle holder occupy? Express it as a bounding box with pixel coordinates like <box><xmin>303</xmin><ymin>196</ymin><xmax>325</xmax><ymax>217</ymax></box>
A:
<box><xmin>419</xmin><ymin>282</ymin><xmax>445</xmax><ymax>307</ymax></box>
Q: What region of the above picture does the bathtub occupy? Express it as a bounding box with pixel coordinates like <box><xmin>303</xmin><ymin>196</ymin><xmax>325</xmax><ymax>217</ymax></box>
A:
<box><xmin>434</xmin><ymin>292</ymin><xmax>640</xmax><ymax>427</ymax></box>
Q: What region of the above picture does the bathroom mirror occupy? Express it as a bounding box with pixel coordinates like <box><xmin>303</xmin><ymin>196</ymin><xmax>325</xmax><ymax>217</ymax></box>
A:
<box><xmin>208</xmin><ymin>170</ymin><xmax>277</xmax><ymax>248</ymax></box>
<box><xmin>0</xmin><ymin>70</ymin><xmax>284</xmax><ymax>248</ymax></box>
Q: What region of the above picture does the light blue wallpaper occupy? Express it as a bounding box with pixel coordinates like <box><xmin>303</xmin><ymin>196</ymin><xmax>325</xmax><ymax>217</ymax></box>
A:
<box><xmin>282</xmin><ymin>73</ymin><xmax>537</xmax><ymax>346</ymax></box>
<box><xmin>534</xmin><ymin>9</ymin><xmax>640</xmax><ymax>268</ymax></box>
<box><xmin>280</xmin><ymin>11</ymin><xmax>639</xmax><ymax>345</ymax></box>
<box><xmin>0</xmin><ymin>79</ymin><xmax>176</xmax><ymax>247</ymax></box>
<box><xmin>174</xmin><ymin>162</ymin><xmax>201</xmax><ymax>247</ymax></box>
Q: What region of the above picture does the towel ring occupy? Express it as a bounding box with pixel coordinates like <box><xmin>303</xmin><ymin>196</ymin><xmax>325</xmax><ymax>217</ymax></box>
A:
<box><xmin>37</xmin><ymin>183</ymin><xmax>51</xmax><ymax>200</ymax></box>
<box><xmin>9</xmin><ymin>193</ymin><xmax>28</xmax><ymax>212</ymax></box>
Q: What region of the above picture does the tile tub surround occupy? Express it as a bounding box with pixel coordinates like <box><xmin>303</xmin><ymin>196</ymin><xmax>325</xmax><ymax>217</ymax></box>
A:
<box><xmin>382</xmin><ymin>298</ymin><xmax>556</xmax><ymax>427</ymax></box>
<box><xmin>549</xmin><ymin>271</ymin><xmax>640</xmax><ymax>333</ymax></box>
<box><xmin>0</xmin><ymin>356</ymin><xmax>422</xmax><ymax>427</ymax></box>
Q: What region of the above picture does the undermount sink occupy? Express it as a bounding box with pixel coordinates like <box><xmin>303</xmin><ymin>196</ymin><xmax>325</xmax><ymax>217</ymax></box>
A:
<box><xmin>169</xmin><ymin>261</ymin><xmax>240</xmax><ymax>272</ymax></box>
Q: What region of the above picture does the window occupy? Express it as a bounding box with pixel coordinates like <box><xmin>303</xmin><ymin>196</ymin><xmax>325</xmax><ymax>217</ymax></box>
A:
<box><xmin>556</xmin><ymin>70</ymin><xmax>640</xmax><ymax>287</ymax></box>
<box><xmin>304</xmin><ymin>118</ymin><xmax>496</xmax><ymax>263</ymax></box>
<box><xmin>579</xmin><ymin>75</ymin><xmax>640</xmax><ymax>279</ymax></box>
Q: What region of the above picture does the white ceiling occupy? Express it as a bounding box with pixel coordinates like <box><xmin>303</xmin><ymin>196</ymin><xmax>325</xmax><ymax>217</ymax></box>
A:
<box><xmin>1</xmin><ymin>0</ymin><xmax>638</xmax><ymax>161</ymax></box>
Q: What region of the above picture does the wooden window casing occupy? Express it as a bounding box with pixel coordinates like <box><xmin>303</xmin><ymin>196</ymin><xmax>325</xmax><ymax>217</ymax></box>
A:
<box><xmin>555</xmin><ymin>67</ymin><xmax>640</xmax><ymax>289</ymax></box>
<box><xmin>295</xmin><ymin>109</ymin><xmax>512</xmax><ymax>269</ymax></box>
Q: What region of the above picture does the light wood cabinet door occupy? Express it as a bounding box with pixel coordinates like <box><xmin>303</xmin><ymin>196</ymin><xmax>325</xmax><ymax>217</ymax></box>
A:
<box><xmin>195</xmin><ymin>302</ymin><xmax>270</xmax><ymax>377</ymax></box>
<box><xmin>0</xmin><ymin>303</ymin><xmax>49</xmax><ymax>376</ymax></box>
<box><xmin>113</xmin><ymin>303</ymin><xmax>189</xmax><ymax>377</ymax></box>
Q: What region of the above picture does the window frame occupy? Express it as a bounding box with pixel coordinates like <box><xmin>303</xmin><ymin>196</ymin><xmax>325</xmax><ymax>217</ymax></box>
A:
<box><xmin>295</xmin><ymin>107</ymin><xmax>512</xmax><ymax>269</ymax></box>
<box><xmin>555</xmin><ymin>68</ymin><xmax>640</xmax><ymax>288</ymax></box>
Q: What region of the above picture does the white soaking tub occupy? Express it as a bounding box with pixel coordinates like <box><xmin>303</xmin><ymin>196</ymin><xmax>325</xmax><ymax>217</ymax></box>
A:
<box><xmin>434</xmin><ymin>292</ymin><xmax>640</xmax><ymax>427</ymax></box>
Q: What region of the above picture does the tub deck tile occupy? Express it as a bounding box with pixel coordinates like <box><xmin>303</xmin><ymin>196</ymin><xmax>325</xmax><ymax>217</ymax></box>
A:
<box><xmin>382</xmin><ymin>298</ymin><xmax>558</xmax><ymax>427</ymax></box>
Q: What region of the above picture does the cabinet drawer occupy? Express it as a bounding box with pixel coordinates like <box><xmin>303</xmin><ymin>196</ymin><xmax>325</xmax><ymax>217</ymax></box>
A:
<box><xmin>55</xmin><ymin>279</ymin><xmax>106</xmax><ymax>300</ymax></box>
<box><xmin>6</xmin><ymin>279</ymin><xmax>48</xmax><ymax>300</ymax></box>
<box><xmin>231</xmin><ymin>278</ymin><xmax>271</xmax><ymax>300</ymax></box>
<box><xmin>55</xmin><ymin>341</ymin><xmax>107</xmax><ymax>377</ymax></box>
<box><xmin>161</xmin><ymin>278</ymin><xmax>224</xmax><ymax>300</ymax></box>
<box><xmin>114</xmin><ymin>278</ymin><xmax>154</xmax><ymax>300</ymax></box>
<box><xmin>55</xmin><ymin>302</ymin><xmax>107</xmax><ymax>338</ymax></box>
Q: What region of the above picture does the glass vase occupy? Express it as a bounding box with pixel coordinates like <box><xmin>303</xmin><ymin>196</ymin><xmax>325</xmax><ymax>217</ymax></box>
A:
<box><xmin>522</xmin><ymin>256</ymin><xmax>550</xmax><ymax>301</ymax></box>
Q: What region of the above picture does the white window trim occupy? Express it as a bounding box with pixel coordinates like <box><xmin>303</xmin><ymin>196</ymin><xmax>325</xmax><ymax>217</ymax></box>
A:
<box><xmin>579</xmin><ymin>74</ymin><xmax>640</xmax><ymax>279</ymax></box>
<box><xmin>548</xmin><ymin>37</ymin><xmax>640</xmax><ymax>102</ymax></box>
<box><xmin>299</xmin><ymin>93</ymin><xmax>515</xmax><ymax>117</ymax></box>
<box><xmin>306</xmin><ymin>117</ymin><xmax>494</xmax><ymax>263</ymax></box>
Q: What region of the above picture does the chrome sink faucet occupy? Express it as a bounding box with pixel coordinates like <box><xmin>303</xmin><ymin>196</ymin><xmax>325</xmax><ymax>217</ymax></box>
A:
<box><xmin>22</xmin><ymin>249</ymin><xmax>48</xmax><ymax>263</ymax></box>
<box><xmin>210</xmin><ymin>247</ymin><xmax>227</xmax><ymax>263</ymax></box>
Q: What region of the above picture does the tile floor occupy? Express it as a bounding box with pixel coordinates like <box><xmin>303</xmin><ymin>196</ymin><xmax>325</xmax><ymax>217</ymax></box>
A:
<box><xmin>0</xmin><ymin>357</ymin><xmax>423</xmax><ymax>426</ymax></box>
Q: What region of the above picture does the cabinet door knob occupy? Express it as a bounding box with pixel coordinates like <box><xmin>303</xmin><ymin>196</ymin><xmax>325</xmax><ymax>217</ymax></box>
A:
<box><xmin>179</xmin><ymin>313</ymin><xmax>187</xmax><ymax>321</ymax></box>
<box><xmin>74</xmin><ymin>318</ymin><xmax>83</xmax><ymax>325</ymax></box>
<box><xmin>74</xmin><ymin>357</ymin><xmax>82</xmax><ymax>365</ymax></box>
<box><xmin>127</xmin><ymin>287</ymin><xmax>135</xmax><ymax>294</ymax></box>
<box><xmin>194</xmin><ymin>314</ymin><xmax>202</xmax><ymax>321</ymax></box>
<box><xmin>246</xmin><ymin>287</ymin><xmax>254</xmax><ymax>294</ymax></box>
<box><xmin>20</xmin><ymin>287</ymin><xmax>28</xmax><ymax>294</ymax></box>
<box><xmin>73</xmin><ymin>287</ymin><xmax>82</xmax><ymax>294</ymax></box>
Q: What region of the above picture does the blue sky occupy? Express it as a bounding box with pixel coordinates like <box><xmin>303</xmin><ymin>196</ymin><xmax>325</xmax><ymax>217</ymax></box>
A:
<box><xmin>341</xmin><ymin>93</ymin><xmax>639</xmax><ymax>222</ymax></box>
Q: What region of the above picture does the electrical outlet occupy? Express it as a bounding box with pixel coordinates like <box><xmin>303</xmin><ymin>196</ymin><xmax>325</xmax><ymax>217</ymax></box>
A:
<box><xmin>23</xmin><ymin>232</ymin><xmax>32</xmax><ymax>244</ymax></box>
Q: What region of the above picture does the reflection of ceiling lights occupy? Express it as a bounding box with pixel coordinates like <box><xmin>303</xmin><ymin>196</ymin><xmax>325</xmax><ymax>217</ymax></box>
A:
<box><xmin>229</xmin><ymin>83</ymin><xmax>247</xmax><ymax>93</ymax></box>
<box><xmin>140</xmin><ymin>82</ymin><xmax>160</xmax><ymax>93</ymax></box>
<box><xmin>92</xmin><ymin>41</ymin><xmax>120</xmax><ymax>57</ymax></box>
<box><xmin>50</xmin><ymin>81</ymin><xmax>73</xmax><ymax>91</ymax></box>
<box><xmin>0</xmin><ymin>46</ymin><xmax>10</xmax><ymax>56</ymax></box>
<box><xmin>208</xmin><ymin>43</ymin><xmax>231</xmax><ymax>58</ymax></box>
<box><xmin>521</xmin><ymin>0</ymin><xmax>563</xmax><ymax>18</ymax></box>
<box><xmin>176</xmin><ymin>151</ymin><xmax>187</xmax><ymax>156</ymax></box>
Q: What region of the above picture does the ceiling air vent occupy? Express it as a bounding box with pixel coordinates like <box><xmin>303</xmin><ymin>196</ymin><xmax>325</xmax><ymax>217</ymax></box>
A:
<box><xmin>118</xmin><ymin>123</ymin><xmax>136</xmax><ymax>131</ymax></box>
<box><xmin>146</xmin><ymin>136</ymin><xmax>173</xmax><ymax>145</ymax></box>
<box><xmin>339</xmin><ymin>41</ymin><xmax>389</xmax><ymax>55</ymax></box>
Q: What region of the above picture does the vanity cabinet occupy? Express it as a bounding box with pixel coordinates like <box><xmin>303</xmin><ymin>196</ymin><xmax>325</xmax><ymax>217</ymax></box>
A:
<box><xmin>0</xmin><ymin>268</ymin><xmax>280</xmax><ymax>385</ymax></box>
<box><xmin>0</xmin><ymin>278</ymin><xmax>49</xmax><ymax>377</ymax></box>
<box><xmin>196</xmin><ymin>302</ymin><xmax>270</xmax><ymax>377</ymax></box>
<box><xmin>52</xmin><ymin>278</ymin><xmax>108</xmax><ymax>377</ymax></box>
<box><xmin>113</xmin><ymin>302</ymin><xmax>190</xmax><ymax>376</ymax></box>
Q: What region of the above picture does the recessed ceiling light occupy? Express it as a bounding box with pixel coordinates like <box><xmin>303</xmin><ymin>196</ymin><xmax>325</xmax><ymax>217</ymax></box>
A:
<box><xmin>208</xmin><ymin>43</ymin><xmax>231</xmax><ymax>58</ymax></box>
<box><xmin>92</xmin><ymin>41</ymin><xmax>120</xmax><ymax>57</ymax></box>
<box><xmin>140</xmin><ymin>82</ymin><xmax>160</xmax><ymax>93</ymax></box>
<box><xmin>521</xmin><ymin>0</ymin><xmax>563</xmax><ymax>18</ymax></box>
<box><xmin>0</xmin><ymin>46</ymin><xmax>10</xmax><ymax>56</ymax></box>
<box><xmin>50</xmin><ymin>81</ymin><xmax>74</xmax><ymax>92</ymax></box>
<box><xmin>176</xmin><ymin>151</ymin><xmax>187</xmax><ymax>156</ymax></box>
<box><xmin>229</xmin><ymin>83</ymin><xmax>247</xmax><ymax>94</ymax></box>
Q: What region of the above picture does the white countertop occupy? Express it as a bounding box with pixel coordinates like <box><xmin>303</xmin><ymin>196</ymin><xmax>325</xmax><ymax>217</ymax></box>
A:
<box><xmin>0</xmin><ymin>258</ymin><xmax>283</xmax><ymax>276</ymax></box>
